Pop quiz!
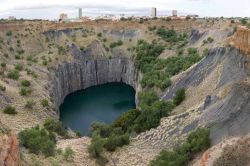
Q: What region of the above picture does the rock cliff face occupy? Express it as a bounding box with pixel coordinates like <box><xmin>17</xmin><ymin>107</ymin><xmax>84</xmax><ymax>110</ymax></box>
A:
<box><xmin>0</xmin><ymin>133</ymin><xmax>19</xmax><ymax>166</ymax></box>
<box><xmin>230</xmin><ymin>26</ymin><xmax>250</xmax><ymax>56</ymax></box>
<box><xmin>51</xmin><ymin>41</ymin><xmax>139</xmax><ymax>110</ymax></box>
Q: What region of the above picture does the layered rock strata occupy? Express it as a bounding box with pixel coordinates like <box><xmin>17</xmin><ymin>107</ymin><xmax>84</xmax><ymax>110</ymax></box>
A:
<box><xmin>51</xmin><ymin>41</ymin><xmax>139</xmax><ymax>110</ymax></box>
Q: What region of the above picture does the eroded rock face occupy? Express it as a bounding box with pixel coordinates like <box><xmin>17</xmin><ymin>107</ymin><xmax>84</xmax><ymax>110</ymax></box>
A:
<box><xmin>230</xmin><ymin>26</ymin><xmax>250</xmax><ymax>56</ymax></box>
<box><xmin>51</xmin><ymin>41</ymin><xmax>139</xmax><ymax>110</ymax></box>
<box><xmin>0</xmin><ymin>134</ymin><xmax>19</xmax><ymax>166</ymax></box>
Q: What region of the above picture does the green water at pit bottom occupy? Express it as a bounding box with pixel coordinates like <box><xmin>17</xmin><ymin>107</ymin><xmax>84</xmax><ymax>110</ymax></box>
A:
<box><xmin>59</xmin><ymin>83</ymin><xmax>136</xmax><ymax>136</ymax></box>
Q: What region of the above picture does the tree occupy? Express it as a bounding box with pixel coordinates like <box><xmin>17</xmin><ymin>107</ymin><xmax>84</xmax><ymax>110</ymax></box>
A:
<box><xmin>19</xmin><ymin>126</ymin><xmax>56</xmax><ymax>157</ymax></box>
<box><xmin>173</xmin><ymin>88</ymin><xmax>186</xmax><ymax>106</ymax></box>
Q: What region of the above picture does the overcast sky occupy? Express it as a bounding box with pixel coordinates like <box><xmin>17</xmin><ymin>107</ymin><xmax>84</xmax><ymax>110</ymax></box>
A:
<box><xmin>0</xmin><ymin>0</ymin><xmax>249</xmax><ymax>19</ymax></box>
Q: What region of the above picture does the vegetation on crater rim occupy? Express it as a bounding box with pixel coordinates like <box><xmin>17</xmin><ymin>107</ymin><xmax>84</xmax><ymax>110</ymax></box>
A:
<box><xmin>88</xmin><ymin>28</ymin><xmax>205</xmax><ymax>165</ymax></box>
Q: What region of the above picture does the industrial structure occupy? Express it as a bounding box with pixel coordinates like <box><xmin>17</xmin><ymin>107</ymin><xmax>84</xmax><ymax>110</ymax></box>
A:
<box><xmin>172</xmin><ymin>10</ymin><xmax>178</xmax><ymax>17</ymax></box>
<box><xmin>78</xmin><ymin>8</ymin><xmax>82</xmax><ymax>18</ymax></box>
<box><xmin>151</xmin><ymin>7</ymin><xmax>157</xmax><ymax>17</ymax></box>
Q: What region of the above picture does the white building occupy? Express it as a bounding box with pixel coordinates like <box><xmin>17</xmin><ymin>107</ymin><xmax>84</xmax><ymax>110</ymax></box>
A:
<box><xmin>172</xmin><ymin>10</ymin><xmax>177</xmax><ymax>17</ymax></box>
<box><xmin>151</xmin><ymin>7</ymin><xmax>157</xmax><ymax>17</ymax></box>
<box><xmin>8</xmin><ymin>16</ymin><xmax>16</xmax><ymax>20</ymax></box>
<box><xmin>78</xmin><ymin>8</ymin><xmax>82</xmax><ymax>18</ymax></box>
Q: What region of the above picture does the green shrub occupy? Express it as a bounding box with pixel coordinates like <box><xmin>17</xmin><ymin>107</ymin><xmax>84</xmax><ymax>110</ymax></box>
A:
<box><xmin>17</xmin><ymin>49</ymin><xmax>25</xmax><ymax>55</ymax></box>
<box><xmin>104</xmin><ymin>134</ymin><xmax>129</xmax><ymax>151</ymax></box>
<box><xmin>109</xmin><ymin>40</ymin><xmax>123</xmax><ymax>48</ymax></box>
<box><xmin>184</xmin><ymin>128</ymin><xmax>210</xmax><ymax>154</ymax></box>
<box><xmin>2</xmin><ymin>105</ymin><xmax>17</xmax><ymax>115</ymax></box>
<box><xmin>25</xmin><ymin>100</ymin><xmax>35</xmax><ymax>109</ymax></box>
<box><xmin>21</xmin><ymin>80</ymin><xmax>31</xmax><ymax>87</ymax></box>
<box><xmin>19</xmin><ymin>87</ymin><xmax>32</xmax><ymax>96</ymax></box>
<box><xmin>6</xmin><ymin>31</ymin><xmax>12</xmax><ymax>36</ymax></box>
<box><xmin>58</xmin><ymin>46</ymin><xmax>66</xmax><ymax>55</ymax></box>
<box><xmin>43</xmin><ymin>118</ymin><xmax>68</xmax><ymax>138</ymax></box>
<box><xmin>15</xmin><ymin>64</ymin><xmax>23</xmax><ymax>71</ymax></box>
<box><xmin>151</xmin><ymin>128</ymin><xmax>210</xmax><ymax>166</ymax></box>
<box><xmin>133</xmin><ymin>101</ymin><xmax>174</xmax><ymax>133</ymax></box>
<box><xmin>63</xmin><ymin>147</ymin><xmax>74</xmax><ymax>161</ymax></box>
<box><xmin>0</xmin><ymin>84</ymin><xmax>6</xmax><ymax>91</ymax></box>
<box><xmin>156</xmin><ymin>28</ymin><xmax>178</xmax><ymax>42</ymax></box>
<box><xmin>19</xmin><ymin>126</ymin><xmax>56</xmax><ymax>157</ymax></box>
<box><xmin>7</xmin><ymin>70</ymin><xmax>19</xmax><ymax>80</ymax></box>
<box><xmin>207</xmin><ymin>37</ymin><xmax>214</xmax><ymax>43</ymax></box>
<box><xmin>88</xmin><ymin>136</ymin><xmax>105</xmax><ymax>158</ymax></box>
<box><xmin>203</xmin><ymin>48</ymin><xmax>209</xmax><ymax>57</ymax></box>
<box><xmin>151</xmin><ymin>149</ymin><xmax>189</xmax><ymax>166</ymax></box>
<box><xmin>241</xmin><ymin>19</ymin><xmax>247</xmax><ymax>25</ymax></box>
<box><xmin>112</xmin><ymin>109</ymin><xmax>141</xmax><ymax>131</ymax></box>
<box><xmin>41</xmin><ymin>99</ymin><xmax>49</xmax><ymax>107</ymax></box>
<box><xmin>90</xmin><ymin>122</ymin><xmax>113</xmax><ymax>138</ymax></box>
<box><xmin>1</xmin><ymin>62</ymin><xmax>6</xmax><ymax>68</ymax></box>
<box><xmin>138</xmin><ymin>91</ymin><xmax>159</xmax><ymax>108</ymax></box>
<box><xmin>97</xmin><ymin>32</ymin><xmax>102</xmax><ymax>37</ymax></box>
<box><xmin>173</xmin><ymin>88</ymin><xmax>186</xmax><ymax>106</ymax></box>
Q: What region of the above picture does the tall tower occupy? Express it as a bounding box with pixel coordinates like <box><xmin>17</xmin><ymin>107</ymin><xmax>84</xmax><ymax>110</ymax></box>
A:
<box><xmin>78</xmin><ymin>8</ymin><xmax>82</xmax><ymax>18</ymax></box>
<box><xmin>172</xmin><ymin>10</ymin><xmax>177</xmax><ymax>17</ymax></box>
<box><xmin>151</xmin><ymin>7</ymin><xmax>157</xmax><ymax>17</ymax></box>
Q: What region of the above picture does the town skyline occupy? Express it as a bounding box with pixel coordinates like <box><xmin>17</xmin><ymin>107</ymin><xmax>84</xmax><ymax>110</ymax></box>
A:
<box><xmin>0</xmin><ymin>0</ymin><xmax>250</xmax><ymax>19</ymax></box>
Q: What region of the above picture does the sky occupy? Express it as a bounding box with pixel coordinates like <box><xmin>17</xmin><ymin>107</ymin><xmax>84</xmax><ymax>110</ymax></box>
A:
<box><xmin>0</xmin><ymin>0</ymin><xmax>249</xmax><ymax>19</ymax></box>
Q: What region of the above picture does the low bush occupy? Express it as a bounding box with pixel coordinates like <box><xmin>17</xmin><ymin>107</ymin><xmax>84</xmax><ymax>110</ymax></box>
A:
<box><xmin>1</xmin><ymin>62</ymin><xmax>6</xmax><ymax>68</ymax></box>
<box><xmin>63</xmin><ymin>147</ymin><xmax>74</xmax><ymax>161</ymax></box>
<box><xmin>7</xmin><ymin>70</ymin><xmax>19</xmax><ymax>80</ymax></box>
<box><xmin>112</xmin><ymin>109</ymin><xmax>141</xmax><ymax>131</ymax></box>
<box><xmin>21</xmin><ymin>80</ymin><xmax>31</xmax><ymax>87</ymax></box>
<box><xmin>138</xmin><ymin>91</ymin><xmax>159</xmax><ymax>108</ymax></box>
<box><xmin>104</xmin><ymin>134</ymin><xmax>129</xmax><ymax>151</ymax></box>
<box><xmin>6</xmin><ymin>31</ymin><xmax>12</xmax><ymax>36</ymax></box>
<box><xmin>97</xmin><ymin>32</ymin><xmax>102</xmax><ymax>37</ymax></box>
<box><xmin>19</xmin><ymin>126</ymin><xmax>56</xmax><ymax>157</ymax></box>
<box><xmin>90</xmin><ymin>122</ymin><xmax>113</xmax><ymax>138</ymax></box>
<box><xmin>41</xmin><ymin>99</ymin><xmax>49</xmax><ymax>107</ymax></box>
<box><xmin>203</xmin><ymin>48</ymin><xmax>209</xmax><ymax>57</ymax></box>
<box><xmin>156</xmin><ymin>28</ymin><xmax>178</xmax><ymax>42</ymax></box>
<box><xmin>151</xmin><ymin>128</ymin><xmax>210</xmax><ymax>166</ymax></box>
<box><xmin>58</xmin><ymin>46</ymin><xmax>66</xmax><ymax>55</ymax></box>
<box><xmin>0</xmin><ymin>84</ymin><xmax>6</xmax><ymax>91</ymax></box>
<box><xmin>173</xmin><ymin>88</ymin><xmax>186</xmax><ymax>106</ymax></box>
<box><xmin>43</xmin><ymin>118</ymin><xmax>68</xmax><ymax>138</ymax></box>
<box><xmin>88</xmin><ymin>136</ymin><xmax>106</xmax><ymax>158</ymax></box>
<box><xmin>19</xmin><ymin>87</ymin><xmax>32</xmax><ymax>96</ymax></box>
<box><xmin>109</xmin><ymin>40</ymin><xmax>123</xmax><ymax>48</ymax></box>
<box><xmin>2</xmin><ymin>105</ymin><xmax>17</xmax><ymax>115</ymax></box>
<box><xmin>207</xmin><ymin>37</ymin><xmax>214</xmax><ymax>43</ymax></box>
<box><xmin>25</xmin><ymin>100</ymin><xmax>35</xmax><ymax>109</ymax></box>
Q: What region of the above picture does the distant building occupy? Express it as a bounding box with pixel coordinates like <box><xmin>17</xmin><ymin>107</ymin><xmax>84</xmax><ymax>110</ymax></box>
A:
<box><xmin>187</xmin><ymin>14</ymin><xmax>199</xmax><ymax>19</ymax></box>
<box><xmin>78</xmin><ymin>8</ymin><xmax>82</xmax><ymax>18</ymax></box>
<box><xmin>151</xmin><ymin>7</ymin><xmax>157</xmax><ymax>17</ymax></box>
<box><xmin>172</xmin><ymin>10</ymin><xmax>177</xmax><ymax>17</ymax></box>
<box><xmin>8</xmin><ymin>16</ymin><xmax>16</xmax><ymax>20</ymax></box>
<box><xmin>59</xmin><ymin>13</ymin><xmax>68</xmax><ymax>21</ymax></box>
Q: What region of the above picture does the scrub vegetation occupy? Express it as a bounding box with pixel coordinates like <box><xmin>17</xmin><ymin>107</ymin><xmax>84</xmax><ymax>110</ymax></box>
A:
<box><xmin>136</xmin><ymin>40</ymin><xmax>201</xmax><ymax>90</ymax></box>
<box><xmin>88</xmin><ymin>29</ymin><xmax>203</xmax><ymax>165</ymax></box>
<box><xmin>151</xmin><ymin>128</ymin><xmax>210</xmax><ymax>166</ymax></box>
<box><xmin>19</xmin><ymin>118</ymin><xmax>69</xmax><ymax>157</ymax></box>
